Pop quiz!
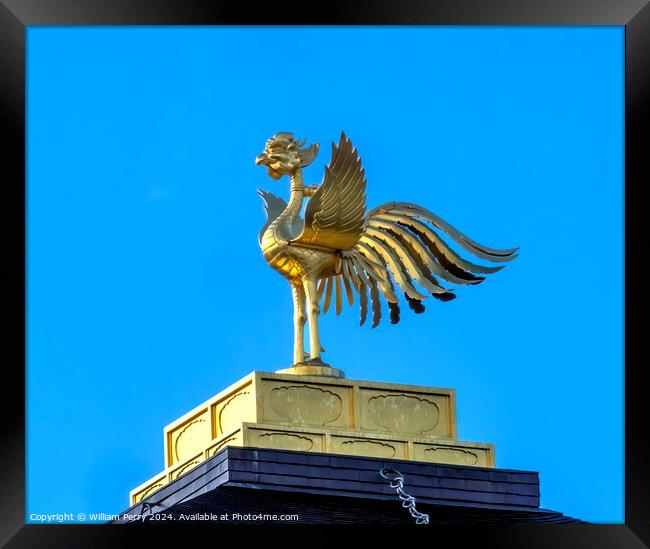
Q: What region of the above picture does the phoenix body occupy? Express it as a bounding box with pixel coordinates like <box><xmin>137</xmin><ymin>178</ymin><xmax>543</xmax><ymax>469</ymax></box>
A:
<box><xmin>256</xmin><ymin>132</ymin><xmax>518</xmax><ymax>370</ymax></box>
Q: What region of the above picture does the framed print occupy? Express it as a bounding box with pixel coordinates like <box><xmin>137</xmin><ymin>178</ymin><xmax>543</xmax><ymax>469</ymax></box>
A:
<box><xmin>1</xmin><ymin>0</ymin><xmax>647</xmax><ymax>546</ymax></box>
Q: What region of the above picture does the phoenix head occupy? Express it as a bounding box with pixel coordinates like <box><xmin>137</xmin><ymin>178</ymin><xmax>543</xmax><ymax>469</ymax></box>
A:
<box><xmin>255</xmin><ymin>132</ymin><xmax>319</xmax><ymax>180</ymax></box>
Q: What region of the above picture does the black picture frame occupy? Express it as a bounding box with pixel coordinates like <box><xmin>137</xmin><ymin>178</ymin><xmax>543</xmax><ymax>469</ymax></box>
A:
<box><xmin>2</xmin><ymin>1</ymin><xmax>647</xmax><ymax>546</ymax></box>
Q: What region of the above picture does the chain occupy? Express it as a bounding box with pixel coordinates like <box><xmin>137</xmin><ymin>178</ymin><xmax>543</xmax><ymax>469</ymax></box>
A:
<box><xmin>379</xmin><ymin>466</ymin><xmax>430</xmax><ymax>525</ymax></box>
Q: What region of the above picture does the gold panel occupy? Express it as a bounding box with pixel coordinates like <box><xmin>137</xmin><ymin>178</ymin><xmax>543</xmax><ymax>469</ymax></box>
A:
<box><xmin>331</xmin><ymin>435</ymin><xmax>406</xmax><ymax>460</ymax></box>
<box><xmin>412</xmin><ymin>441</ymin><xmax>494</xmax><ymax>467</ymax></box>
<box><xmin>213</xmin><ymin>388</ymin><xmax>255</xmax><ymax>438</ymax></box>
<box><xmin>170</xmin><ymin>452</ymin><xmax>205</xmax><ymax>480</ymax></box>
<box><xmin>130</xmin><ymin>474</ymin><xmax>168</xmax><ymax>504</ymax></box>
<box><xmin>258</xmin><ymin>377</ymin><xmax>352</xmax><ymax>429</ymax></box>
<box><xmin>358</xmin><ymin>387</ymin><xmax>452</xmax><ymax>437</ymax></box>
<box><xmin>245</xmin><ymin>426</ymin><xmax>325</xmax><ymax>453</ymax></box>
<box><xmin>168</xmin><ymin>410</ymin><xmax>210</xmax><ymax>466</ymax></box>
<box><xmin>163</xmin><ymin>374</ymin><xmax>256</xmax><ymax>467</ymax></box>
<box><xmin>206</xmin><ymin>429</ymin><xmax>243</xmax><ymax>457</ymax></box>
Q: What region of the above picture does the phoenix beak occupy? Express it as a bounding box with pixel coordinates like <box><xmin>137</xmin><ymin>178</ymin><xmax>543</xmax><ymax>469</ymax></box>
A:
<box><xmin>255</xmin><ymin>153</ymin><xmax>268</xmax><ymax>166</ymax></box>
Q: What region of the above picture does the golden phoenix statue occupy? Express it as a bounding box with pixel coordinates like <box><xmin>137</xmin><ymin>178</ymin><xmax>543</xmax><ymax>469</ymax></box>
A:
<box><xmin>256</xmin><ymin>132</ymin><xmax>517</xmax><ymax>376</ymax></box>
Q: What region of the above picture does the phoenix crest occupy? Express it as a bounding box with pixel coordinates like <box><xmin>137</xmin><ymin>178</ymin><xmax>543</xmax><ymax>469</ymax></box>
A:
<box><xmin>256</xmin><ymin>132</ymin><xmax>518</xmax><ymax>375</ymax></box>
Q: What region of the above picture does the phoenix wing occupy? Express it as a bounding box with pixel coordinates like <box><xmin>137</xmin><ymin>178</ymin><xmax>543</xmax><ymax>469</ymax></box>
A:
<box><xmin>297</xmin><ymin>132</ymin><xmax>367</xmax><ymax>250</ymax></box>
<box><xmin>258</xmin><ymin>189</ymin><xmax>303</xmax><ymax>243</ymax></box>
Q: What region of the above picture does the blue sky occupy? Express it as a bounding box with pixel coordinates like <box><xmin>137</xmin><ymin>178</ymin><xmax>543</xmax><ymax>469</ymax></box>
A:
<box><xmin>27</xmin><ymin>26</ymin><xmax>623</xmax><ymax>523</ymax></box>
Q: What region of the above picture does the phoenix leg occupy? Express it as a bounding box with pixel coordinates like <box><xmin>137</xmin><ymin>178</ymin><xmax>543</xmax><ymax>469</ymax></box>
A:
<box><xmin>303</xmin><ymin>276</ymin><xmax>324</xmax><ymax>364</ymax></box>
<box><xmin>290</xmin><ymin>282</ymin><xmax>307</xmax><ymax>366</ymax></box>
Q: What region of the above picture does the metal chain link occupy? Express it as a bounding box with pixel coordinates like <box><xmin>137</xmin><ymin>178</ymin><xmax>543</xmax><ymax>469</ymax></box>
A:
<box><xmin>379</xmin><ymin>466</ymin><xmax>430</xmax><ymax>525</ymax></box>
